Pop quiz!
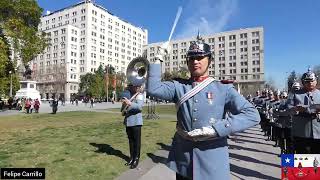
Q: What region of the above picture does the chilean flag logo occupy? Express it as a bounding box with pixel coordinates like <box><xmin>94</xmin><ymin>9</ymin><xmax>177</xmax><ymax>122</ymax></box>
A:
<box><xmin>281</xmin><ymin>154</ymin><xmax>320</xmax><ymax>180</ymax></box>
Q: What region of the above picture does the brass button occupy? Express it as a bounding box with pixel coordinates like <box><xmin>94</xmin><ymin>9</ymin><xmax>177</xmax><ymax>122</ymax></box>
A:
<box><xmin>194</xmin><ymin>109</ymin><xmax>198</xmax><ymax>112</ymax></box>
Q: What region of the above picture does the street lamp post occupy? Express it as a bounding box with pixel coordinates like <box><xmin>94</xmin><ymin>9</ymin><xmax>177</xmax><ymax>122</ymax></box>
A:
<box><xmin>9</xmin><ymin>71</ymin><xmax>13</xmax><ymax>97</ymax></box>
<box><xmin>105</xmin><ymin>64</ymin><xmax>109</xmax><ymax>102</ymax></box>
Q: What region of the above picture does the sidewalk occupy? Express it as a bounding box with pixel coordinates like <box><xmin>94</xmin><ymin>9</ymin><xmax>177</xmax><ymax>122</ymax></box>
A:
<box><xmin>116</xmin><ymin>126</ymin><xmax>281</xmax><ymax>180</ymax></box>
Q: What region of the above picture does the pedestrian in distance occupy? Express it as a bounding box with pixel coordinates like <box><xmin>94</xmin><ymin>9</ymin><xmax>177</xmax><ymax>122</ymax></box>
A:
<box><xmin>90</xmin><ymin>97</ymin><xmax>94</xmax><ymax>108</ymax></box>
<box><xmin>34</xmin><ymin>98</ymin><xmax>40</xmax><ymax>113</ymax></box>
<box><xmin>25</xmin><ymin>98</ymin><xmax>31</xmax><ymax>114</ymax></box>
<box><xmin>51</xmin><ymin>97</ymin><xmax>58</xmax><ymax>114</ymax></box>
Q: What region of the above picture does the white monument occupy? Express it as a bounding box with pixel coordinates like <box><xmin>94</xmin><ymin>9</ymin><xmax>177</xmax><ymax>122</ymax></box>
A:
<box><xmin>15</xmin><ymin>81</ymin><xmax>41</xmax><ymax>100</ymax></box>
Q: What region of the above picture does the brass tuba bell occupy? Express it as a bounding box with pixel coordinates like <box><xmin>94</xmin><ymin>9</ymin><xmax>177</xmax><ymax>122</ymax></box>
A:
<box><xmin>126</xmin><ymin>56</ymin><xmax>149</xmax><ymax>86</ymax></box>
<box><xmin>120</xmin><ymin>57</ymin><xmax>149</xmax><ymax>116</ymax></box>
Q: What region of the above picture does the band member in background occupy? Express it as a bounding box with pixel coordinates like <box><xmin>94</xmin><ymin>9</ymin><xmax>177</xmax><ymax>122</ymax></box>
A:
<box><xmin>287</xmin><ymin>68</ymin><xmax>320</xmax><ymax>153</ymax></box>
<box><xmin>147</xmin><ymin>35</ymin><xmax>260</xmax><ymax>180</ymax></box>
<box><xmin>120</xmin><ymin>82</ymin><xmax>144</xmax><ymax>169</ymax></box>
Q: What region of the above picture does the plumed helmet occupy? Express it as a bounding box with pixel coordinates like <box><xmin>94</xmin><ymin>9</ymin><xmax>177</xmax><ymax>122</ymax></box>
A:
<box><xmin>187</xmin><ymin>34</ymin><xmax>211</xmax><ymax>58</ymax></box>
<box><xmin>280</xmin><ymin>91</ymin><xmax>288</xmax><ymax>98</ymax></box>
<box><xmin>292</xmin><ymin>82</ymin><xmax>301</xmax><ymax>90</ymax></box>
<box><xmin>268</xmin><ymin>90</ymin><xmax>274</xmax><ymax>96</ymax></box>
<box><xmin>301</xmin><ymin>68</ymin><xmax>317</xmax><ymax>82</ymax></box>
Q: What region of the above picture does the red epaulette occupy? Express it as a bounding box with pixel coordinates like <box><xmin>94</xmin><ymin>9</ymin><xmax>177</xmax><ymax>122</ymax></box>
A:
<box><xmin>220</xmin><ymin>79</ymin><xmax>235</xmax><ymax>84</ymax></box>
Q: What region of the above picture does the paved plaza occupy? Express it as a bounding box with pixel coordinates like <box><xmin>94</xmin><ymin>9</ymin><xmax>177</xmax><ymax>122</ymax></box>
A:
<box><xmin>117</xmin><ymin>126</ymin><xmax>280</xmax><ymax>180</ymax></box>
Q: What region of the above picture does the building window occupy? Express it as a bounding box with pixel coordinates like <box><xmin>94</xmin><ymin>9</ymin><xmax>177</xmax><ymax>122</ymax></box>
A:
<box><xmin>252</xmin><ymin>31</ymin><xmax>260</xmax><ymax>37</ymax></box>
<box><xmin>240</xmin><ymin>33</ymin><xmax>247</xmax><ymax>39</ymax></box>
<box><xmin>208</xmin><ymin>38</ymin><xmax>214</xmax><ymax>43</ymax></box>
<box><xmin>229</xmin><ymin>35</ymin><xmax>236</xmax><ymax>40</ymax></box>
<box><xmin>218</xmin><ymin>36</ymin><xmax>225</xmax><ymax>42</ymax></box>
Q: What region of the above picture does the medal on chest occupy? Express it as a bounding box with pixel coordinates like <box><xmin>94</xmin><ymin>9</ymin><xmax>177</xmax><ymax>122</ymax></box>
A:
<box><xmin>207</xmin><ymin>92</ymin><xmax>213</xmax><ymax>104</ymax></box>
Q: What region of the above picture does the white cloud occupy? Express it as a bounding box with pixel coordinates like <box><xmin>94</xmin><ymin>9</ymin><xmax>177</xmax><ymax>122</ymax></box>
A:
<box><xmin>175</xmin><ymin>0</ymin><xmax>238</xmax><ymax>39</ymax></box>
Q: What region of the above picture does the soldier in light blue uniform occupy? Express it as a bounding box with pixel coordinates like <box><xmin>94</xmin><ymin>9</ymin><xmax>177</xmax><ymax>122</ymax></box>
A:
<box><xmin>147</xmin><ymin>36</ymin><xmax>260</xmax><ymax>180</ymax></box>
<box><xmin>286</xmin><ymin>68</ymin><xmax>320</xmax><ymax>153</ymax></box>
<box><xmin>274</xmin><ymin>91</ymin><xmax>293</xmax><ymax>154</ymax></box>
<box><xmin>120</xmin><ymin>82</ymin><xmax>144</xmax><ymax>169</ymax></box>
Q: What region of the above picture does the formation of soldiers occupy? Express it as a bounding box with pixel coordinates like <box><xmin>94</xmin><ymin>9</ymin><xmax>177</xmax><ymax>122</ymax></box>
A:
<box><xmin>249</xmin><ymin>68</ymin><xmax>320</xmax><ymax>155</ymax></box>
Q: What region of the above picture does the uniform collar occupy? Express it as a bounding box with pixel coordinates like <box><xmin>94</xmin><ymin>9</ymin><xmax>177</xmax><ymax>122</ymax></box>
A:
<box><xmin>192</xmin><ymin>75</ymin><xmax>209</xmax><ymax>82</ymax></box>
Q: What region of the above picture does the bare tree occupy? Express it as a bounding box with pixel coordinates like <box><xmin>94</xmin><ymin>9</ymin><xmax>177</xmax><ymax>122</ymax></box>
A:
<box><xmin>35</xmin><ymin>63</ymin><xmax>67</xmax><ymax>99</ymax></box>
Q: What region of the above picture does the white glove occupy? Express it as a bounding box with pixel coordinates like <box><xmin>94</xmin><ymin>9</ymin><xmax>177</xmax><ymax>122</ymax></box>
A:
<box><xmin>154</xmin><ymin>41</ymin><xmax>171</xmax><ymax>62</ymax></box>
<box><xmin>187</xmin><ymin>128</ymin><xmax>203</xmax><ymax>137</ymax></box>
<box><xmin>202</xmin><ymin>126</ymin><xmax>216</xmax><ymax>136</ymax></box>
<box><xmin>187</xmin><ymin>126</ymin><xmax>216</xmax><ymax>137</ymax></box>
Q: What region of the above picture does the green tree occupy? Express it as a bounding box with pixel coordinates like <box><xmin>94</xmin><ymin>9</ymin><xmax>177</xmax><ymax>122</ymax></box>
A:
<box><xmin>79</xmin><ymin>73</ymin><xmax>95</xmax><ymax>96</ymax></box>
<box><xmin>161</xmin><ymin>68</ymin><xmax>190</xmax><ymax>81</ymax></box>
<box><xmin>0</xmin><ymin>0</ymin><xmax>47</xmax><ymax>97</ymax></box>
<box><xmin>95</xmin><ymin>64</ymin><xmax>105</xmax><ymax>78</ymax></box>
<box><xmin>91</xmin><ymin>75</ymin><xmax>104</xmax><ymax>98</ymax></box>
<box><xmin>105</xmin><ymin>64</ymin><xmax>115</xmax><ymax>75</ymax></box>
<box><xmin>161</xmin><ymin>71</ymin><xmax>173</xmax><ymax>81</ymax></box>
<box><xmin>0</xmin><ymin>0</ymin><xmax>42</xmax><ymax>28</ymax></box>
<box><xmin>104</xmin><ymin>64</ymin><xmax>116</xmax><ymax>98</ymax></box>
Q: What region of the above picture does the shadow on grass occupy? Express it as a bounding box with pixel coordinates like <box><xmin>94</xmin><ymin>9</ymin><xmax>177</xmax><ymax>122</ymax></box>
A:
<box><xmin>89</xmin><ymin>143</ymin><xmax>129</xmax><ymax>161</ymax></box>
<box><xmin>146</xmin><ymin>142</ymin><xmax>172</xmax><ymax>164</ymax></box>
<box><xmin>156</xmin><ymin>142</ymin><xmax>171</xmax><ymax>151</ymax></box>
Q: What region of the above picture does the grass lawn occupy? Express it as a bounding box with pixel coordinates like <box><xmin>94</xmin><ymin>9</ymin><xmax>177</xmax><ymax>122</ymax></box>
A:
<box><xmin>0</xmin><ymin>105</ymin><xmax>176</xmax><ymax>180</ymax></box>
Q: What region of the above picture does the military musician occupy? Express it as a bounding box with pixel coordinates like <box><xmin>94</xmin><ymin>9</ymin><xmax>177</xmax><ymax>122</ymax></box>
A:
<box><xmin>120</xmin><ymin>82</ymin><xmax>144</xmax><ymax>169</ymax></box>
<box><xmin>286</xmin><ymin>68</ymin><xmax>320</xmax><ymax>153</ymax></box>
<box><xmin>147</xmin><ymin>35</ymin><xmax>260</xmax><ymax>180</ymax></box>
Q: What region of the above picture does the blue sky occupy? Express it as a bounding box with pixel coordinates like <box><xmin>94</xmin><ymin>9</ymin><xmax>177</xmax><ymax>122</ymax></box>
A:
<box><xmin>37</xmin><ymin>0</ymin><xmax>320</xmax><ymax>89</ymax></box>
